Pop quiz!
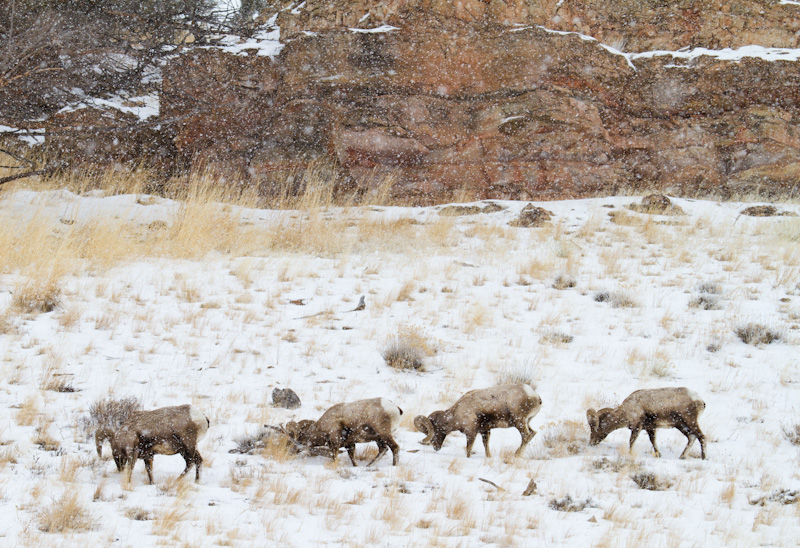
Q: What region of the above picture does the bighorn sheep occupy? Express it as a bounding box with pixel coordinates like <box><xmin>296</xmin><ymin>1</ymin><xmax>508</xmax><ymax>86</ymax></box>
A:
<box><xmin>284</xmin><ymin>398</ymin><xmax>402</xmax><ymax>466</ymax></box>
<box><xmin>586</xmin><ymin>387</ymin><xmax>706</xmax><ymax>459</ymax></box>
<box><xmin>414</xmin><ymin>384</ymin><xmax>542</xmax><ymax>458</ymax></box>
<box><xmin>100</xmin><ymin>405</ymin><xmax>210</xmax><ymax>483</ymax></box>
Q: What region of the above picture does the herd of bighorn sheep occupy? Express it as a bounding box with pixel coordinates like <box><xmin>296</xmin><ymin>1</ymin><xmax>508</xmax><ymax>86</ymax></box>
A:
<box><xmin>95</xmin><ymin>385</ymin><xmax>706</xmax><ymax>486</ymax></box>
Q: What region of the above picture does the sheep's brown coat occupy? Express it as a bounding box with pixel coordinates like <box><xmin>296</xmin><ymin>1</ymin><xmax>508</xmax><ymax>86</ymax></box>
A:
<box><xmin>586</xmin><ymin>387</ymin><xmax>706</xmax><ymax>459</ymax></box>
<box><xmin>106</xmin><ymin>405</ymin><xmax>209</xmax><ymax>484</ymax></box>
<box><xmin>414</xmin><ymin>384</ymin><xmax>542</xmax><ymax>458</ymax></box>
<box><xmin>285</xmin><ymin>398</ymin><xmax>403</xmax><ymax>466</ymax></box>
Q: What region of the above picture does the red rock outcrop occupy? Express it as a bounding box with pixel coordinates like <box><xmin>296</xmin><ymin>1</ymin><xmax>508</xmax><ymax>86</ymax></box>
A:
<box><xmin>160</xmin><ymin>1</ymin><xmax>800</xmax><ymax>203</ymax></box>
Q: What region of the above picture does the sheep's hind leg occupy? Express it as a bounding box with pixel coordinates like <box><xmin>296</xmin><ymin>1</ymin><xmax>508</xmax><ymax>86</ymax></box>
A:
<box><xmin>345</xmin><ymin>444</ymin><xmax>358</xmax><ymax>466</ymax></box>
<box><xmin>481</xmin><ymin>431</ymin><xmax>492</xmax><ymax>458</ymax></box>
<box><xmin>144</xmin><ymin>457</ymin><xmax>155</xmax><ymax>484</ymax></box>
<box><xmin>367</xmin><ymin>441</ymin><xmax>389</xmax><ymax>466</ymax></box>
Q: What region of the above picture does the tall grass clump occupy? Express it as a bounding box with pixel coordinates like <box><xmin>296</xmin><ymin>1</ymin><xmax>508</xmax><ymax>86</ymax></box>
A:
<box><xmin>37</xmin><ymin>492</ymin><xmax>97</xmax><ymax>533</ymax></box>
<box><xmin>12</xmin><ymin>274</ymin><xmax>62</xmax><ymax>314</ymax></box>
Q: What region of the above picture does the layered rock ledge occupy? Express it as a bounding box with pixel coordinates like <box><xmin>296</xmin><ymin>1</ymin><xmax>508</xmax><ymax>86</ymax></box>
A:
<box><xmin>43</xmin><ymin>1</ymin><xmax>800</xmax><ymax>203</ymax></box>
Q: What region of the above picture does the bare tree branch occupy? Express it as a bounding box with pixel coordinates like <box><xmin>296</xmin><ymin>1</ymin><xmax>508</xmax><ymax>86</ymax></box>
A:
<box><xmin>0</xmin><ymin>169</ymin><xmax>52</xmax><ymax>186</ymax></box>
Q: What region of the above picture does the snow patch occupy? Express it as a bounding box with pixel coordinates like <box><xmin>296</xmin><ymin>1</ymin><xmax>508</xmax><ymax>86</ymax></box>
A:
<box><xmin>349</xmin><ymin>25</ymin><xmax>399</xmax><ymax>34</ymax></box>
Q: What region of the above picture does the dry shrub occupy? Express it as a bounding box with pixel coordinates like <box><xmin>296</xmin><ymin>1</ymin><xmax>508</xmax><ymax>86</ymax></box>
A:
<box><xmin>539</xmin><ymin>420</ymin><xmax>585</xmax><ymax>457</ymax></box>
<box><xmin>552</xmin><ymin>274</ymin><xmax>576</xmax><ymax>290</ymax></box>
<box><xmin>382</xmin><ymin>325</ymin><xmax>436</xmax><ymax>371</ymax></box>
<box><xmin>594</xmin><ymin>290</ymin><xmax>637</xmax><ymax>308</ymax></box>
<box><xmin>124</xmin><ymin>507</ymin><xmax>154</xmax><ymax>521</ymax></box>
<box><xmin>697</xmin><ymin>281</ymin><xmax>722</xmax><ymax>294</ymax></box>
<box><xmin>749</xmin><ymin>489</ymin><xmax>799</xmax><ymax>506</ymax></box>
<box><xmin>689</xmin><ymin>295</ymin><xmax>721</xmax><ymax>310</ymax></box>
<box><xmin>631</xmin><ymin>471</ymin><xmax>673</xmax><ymax>491</ymax></box>
<box><xmin>782</xmin><ymin>423</ymin><xmax>800</xmax><ymax>446</ymax></box>
<box><xmin>496</xmin><ymin>364</ymin><xmax>538</xmax><ymax>387</ymax></box>
<box><xmin>37</xmin><ymin>492</ymin><xmax>97</xmax><ymax>533</ymax></box>
<box><xmin>539</xmin><ymin>330</ymin><xmax>574</xmax><ymax>345</ymax></box>
<box><xmin>229</xmin><ymin>427</ymin><xmax>297</xmax><ymax>462</ymax></box>
<box><xmin>734</xmin><ymin>323</ymin><xmax>782</xmax><ymax>345</ymax></box>
<box><xmin>85</xmin><ymin>396</ymin><xmax>142</xmax><ymax>438</ymax></box>
<box><xmin>548</xmin><ymin>495</ymin><xmax>594</xmax><ymax>512</ymax></box>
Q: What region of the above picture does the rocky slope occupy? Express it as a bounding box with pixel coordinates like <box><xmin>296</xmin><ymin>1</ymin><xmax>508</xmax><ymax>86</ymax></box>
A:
<box><xmin>65</xmin><ymin>2</ymin><xmax>800</xmax><ymax>201</ymax></box>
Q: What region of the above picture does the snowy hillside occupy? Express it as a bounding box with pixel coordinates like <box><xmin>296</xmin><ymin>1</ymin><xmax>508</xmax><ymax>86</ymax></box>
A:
<box><xmin>0</xmin><ymin>188</ymin><xmax>799</xmax><ymax>546</ymax></box>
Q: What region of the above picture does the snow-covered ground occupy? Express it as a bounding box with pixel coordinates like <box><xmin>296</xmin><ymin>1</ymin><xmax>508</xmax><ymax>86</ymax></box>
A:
<box><xmin>0</xmin><ymin>189</ymin><xmax>799</xmax><ymax>547</ymax></box>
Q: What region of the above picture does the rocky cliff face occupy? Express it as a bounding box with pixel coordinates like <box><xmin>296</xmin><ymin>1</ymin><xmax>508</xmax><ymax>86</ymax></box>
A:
<box><xmin>161</xmin><ymin>1</ymin><xmax>800</xmax><ymax>202</ymax></box>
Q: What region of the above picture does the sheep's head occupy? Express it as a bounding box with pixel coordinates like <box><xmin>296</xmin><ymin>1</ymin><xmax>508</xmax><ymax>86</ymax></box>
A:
<box><xmin>111</xmin><ymin>428</ymin><xmax>138</xmax><ymax>471</ymax></box>
<box><xmin>95</xmin><ymin>427</ymin><xmax>114</xmax><ymax>458</ymax></box>
<box><xmin>284</xmin><ymin>420</ymin><xmax>316</xmax><ymax>445</ymax></box>
<box><xmin>586</xmin><ymin>408</ymin><xmax>613</xmax><ymax>446</ymax></box>
<box><xmin>414</xmin><ymin>411</ymin><xmax>448</xmax><ymax>451</ymax></box>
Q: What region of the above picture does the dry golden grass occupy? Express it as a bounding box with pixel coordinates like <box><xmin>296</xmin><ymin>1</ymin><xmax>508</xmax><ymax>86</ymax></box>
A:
<box><xmin>152</xmin><ymin>503</ymin><xmax>189</xmax><ymax>538</ymax></box>
<box><xmin>37</xmin><ymin>492</ymin><xmax>97</xmax><ymax>533</ymax></box>
<box><xmin>11</xmin><ymin>272</ymin><xmax>63</xmax><ymax>314</ymax></box>
<box><xmin>58</xmin><ymin>456</ymin><xmax>81</xmax><ymax>483</ymax></box>
<box><xmin>16</xmin><ymin>396</ymin><xmax>39</xmax><ymax>427</ymax></box>
<box><xmin>0</xmin><ymin>445</ymin><xmax>19</xmax><ymax>469</ymax></box>
<box><xmin>33</xmin><ymin>417</ymin><xmax>60</xmax><ymax>452</ymax></box>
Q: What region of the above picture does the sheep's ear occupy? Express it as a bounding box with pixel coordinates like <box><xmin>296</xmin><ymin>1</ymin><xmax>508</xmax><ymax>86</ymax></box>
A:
<box><xmin>586</xmin><ymin>409</ymin><xmax>598</xmax><ymax>431</ymax></box>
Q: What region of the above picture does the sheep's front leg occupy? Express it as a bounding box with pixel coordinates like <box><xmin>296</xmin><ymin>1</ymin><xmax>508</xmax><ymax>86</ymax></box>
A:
<box><xmin>464</xmin><ymin>429</ymin><xmax>478</xmax><ymax>458</ymax></box>
<box><xmin>646</xmin><ymin>428</ymin><xmax>661</xmax><ymax>458</ymax></box>
<box><xmin>628</xmin><ymin>427</ymin><xmax>641</xmax><ymax>453</ymax></box>
<box><xmin>515</xmin><ymin>421</ymin><xmax>536</xmax><ymax>457</ymax></box>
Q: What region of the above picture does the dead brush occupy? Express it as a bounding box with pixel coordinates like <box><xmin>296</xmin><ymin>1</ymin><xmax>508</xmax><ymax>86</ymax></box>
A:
<box><xmin>689</xmin><ymin>294</ymin><xmax>722</xmax><ymax>310</ymax></box>
<box><xmin>548</xmin><ymin>495</ymin><xmax>594</xmax><ymax>512</ymax></box>
<box><xmin>782</xmin><ymin>423</ymin><xmax>800</xmax><ymax>446</ymax></box>
<box><xmin>539</xmin><ymin>420</ymin><xmax>585</xmax><ymax>457</ymax></box>
<box><xmin>631</xmin><ymin>471</ymin><xmax>673</xmax><ymax>491</ymax></box>
<box><xmin>594</xmin><ymin>290</ymin><xmax>637</xmax><ymax>308</ymax></box>
<box><xmin>552</xmin><ymin>274</ymin><xmax>576</xmax><ymax>290</ymax></box>
<box><xmin>84</xmin><ymin>396</ymin><xmax>142</xmax><ymax>452</ymax></box>
<box><xmin>734</xmin><ymin>322</ymin><xmax>782</xmax><ymax>345</ymax></box>
<box><xmin>382</xmin><ymin>325</ymin><xmax>436</xmax><ymax>371</ymax></box>
<box><xmin>229</xmin><ymin>427</ymin><xmax>298</xmax><ymax>462</ymax></box>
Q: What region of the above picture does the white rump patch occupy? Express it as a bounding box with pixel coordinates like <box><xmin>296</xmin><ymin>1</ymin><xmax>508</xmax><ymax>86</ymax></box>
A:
<box><xmin>686</xmin><ymin>390</ymin><xmax>705</xmax><ymax>415</ymax></box>
<box><xmin>380</xmin><ymin>398</ymin><xmax>402</xmax><ymax>430</ymax></box>
<box><xmin>191</xmin><ymin>407</ymin><xmax>210</xmax><ymax>439</ymax></box>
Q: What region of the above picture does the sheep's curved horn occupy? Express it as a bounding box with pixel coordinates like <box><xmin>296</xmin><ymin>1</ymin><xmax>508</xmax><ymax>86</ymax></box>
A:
<box><xmin>95</xmin><ymin>427</ymin><xmax>112</xmax><ymax>458</ymax></box>
<box><xmin>586</xmin><ymin>409</ymin><xmax>598</xmax><ymax>432</ymax></box>
<box><xmin>414</xmin><ymin>415</ymin><xmax>435</xmax><ymax>445</ymax></box>
<box><xmin>283</xmin><ymin>421</ymin><xmax>299</xmax><ymax>440</ymax></box>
